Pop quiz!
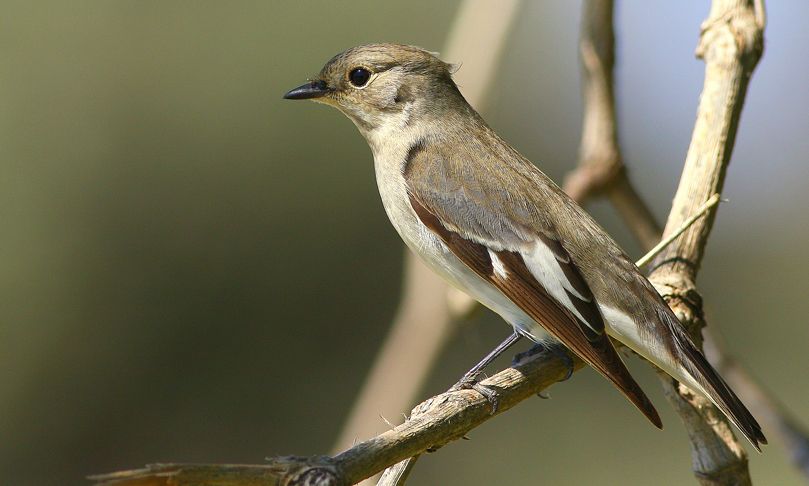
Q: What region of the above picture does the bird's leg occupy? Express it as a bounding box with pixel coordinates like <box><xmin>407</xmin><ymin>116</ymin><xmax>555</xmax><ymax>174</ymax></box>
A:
<box><xmin>455</xmin><ymin>330</ymin><xmax>522</xmax><ymax>386</ymax></box>
<box><xmin>450</xmin><ymin>330</ymin><xmax>522</xmax><ymax>413</ymax></box>
<box><xmin>512</xmin><ymin>340</ymin><xmax>575</xmax><ymax>398</ymax></box>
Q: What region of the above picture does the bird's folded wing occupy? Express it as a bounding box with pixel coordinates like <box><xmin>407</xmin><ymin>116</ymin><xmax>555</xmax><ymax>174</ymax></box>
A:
<box><xmin>405</xmin><ymin>157</ymin><xmax>661</xmax><ymax>427</ymax></box>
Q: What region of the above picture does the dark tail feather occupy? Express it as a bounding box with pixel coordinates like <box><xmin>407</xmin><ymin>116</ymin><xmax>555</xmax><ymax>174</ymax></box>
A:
<box><xmin>667</xmin><ymin>318</ymin><xmax>767</xmax><ymax>451</ymax></box>
<box><xmin>593</xmin><ymin>336</ymin><xmax>663</xmax><ymax>430</ymax></box>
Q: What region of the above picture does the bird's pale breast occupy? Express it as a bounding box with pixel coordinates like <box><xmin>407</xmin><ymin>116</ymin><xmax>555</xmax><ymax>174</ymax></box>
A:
<box><xmin>372</xmin><ymin>148</ymin><xmax>549</xmax><ymax>342</ymax></box>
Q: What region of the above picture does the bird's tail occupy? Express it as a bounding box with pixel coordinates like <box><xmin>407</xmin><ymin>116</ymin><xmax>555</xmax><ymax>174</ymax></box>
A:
<box><xmin>663</xmin><ymin>311</ymin><xmax>767</xmax><ymax>451</ymax></box>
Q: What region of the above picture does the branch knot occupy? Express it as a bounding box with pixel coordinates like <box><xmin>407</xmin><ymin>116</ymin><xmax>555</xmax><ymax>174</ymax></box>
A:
<box><xmin>651</xmin><ymin>273</ymin><xmax>706</xmax><ymax>340</ymax></box>
<box><xmin>697</xmin><ymin>4</ymin><xmax>764</xmax><ymax>70</ymax></box>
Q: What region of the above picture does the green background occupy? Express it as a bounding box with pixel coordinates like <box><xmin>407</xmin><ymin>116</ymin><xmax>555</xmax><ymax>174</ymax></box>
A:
<box><xmin>1</xmin><ymin>2</ymin><xmax>807</xmax><ymax>485</ymax></box>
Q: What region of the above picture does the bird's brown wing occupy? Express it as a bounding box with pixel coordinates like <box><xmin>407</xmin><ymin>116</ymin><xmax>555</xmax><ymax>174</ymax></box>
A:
<box><xmin>401</xmin><ymin>137</ymin><xmax>771</xmax><ymax>447</ymax></box>
<box><xmin>408</xmin><ymin>193</ymin><xmax>662</xmax><ymax>428</ymax></box>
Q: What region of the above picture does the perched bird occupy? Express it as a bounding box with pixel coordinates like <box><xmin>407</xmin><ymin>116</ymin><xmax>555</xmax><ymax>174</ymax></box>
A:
<box><xmin>283</xmin><ymin>43</ymin><xmax>765</xmax><ymax>450</ymax></box>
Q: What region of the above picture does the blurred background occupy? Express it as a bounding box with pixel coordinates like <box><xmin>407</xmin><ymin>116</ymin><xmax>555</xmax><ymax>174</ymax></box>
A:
<box><xmin>1</xmin><ymin>1</ymin><xmax>807</xmax><ymax>485</ymax></box>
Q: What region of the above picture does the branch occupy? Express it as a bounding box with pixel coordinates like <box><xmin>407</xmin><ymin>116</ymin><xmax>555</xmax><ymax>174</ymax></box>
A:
<box><xmin>93</xmin><ymin>207</ymin><xmax>727</xmax><ymax>486</ymax></box>
<box><xmin>635</xmin><ymin>194</ymin><xmax>721</xmax><ymax>269</ymax></box>
<box><xmin>566</xmin><ymin>1</ymin><xmax>778</xmax><ymax>484</ymax></box>
<box><xmin>90</xmin><ymin>461</ymin><xmax>338</xmax><ymax>486</ymax></box>
<box><xmin>651</xmin><ymin>0</ymin><xmax>764</xmax><ymax>281</ymax></box>
<box><xmin>93</xmin><ymin>348</ymin><xmax>583</xmax><ymax>486</ymax></box>
<box><xmin>646</xmin><ymin>0</ymin><xmax>765</xmax><ymax>483</ymax></box>
<box><xmin>567</xmin><ymin>2</ymin><xmax>808</xmax><ymax>482</ymax></box>
<box><xmin>563</xmin><ymin>0</ymin><xmax>661</xmax><ymax>250</ymax></box>
<box><xmin>703</xmin><ymin>334</ymin><xmax>809</xmax><ymax>478</ymax></box>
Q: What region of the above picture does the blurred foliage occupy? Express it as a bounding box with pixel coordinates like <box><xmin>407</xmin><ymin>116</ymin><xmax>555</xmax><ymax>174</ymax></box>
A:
<box><xmin>0</xmin><ymin>2</ymin><xmax>807</xmax><ymax>485</ymax></box>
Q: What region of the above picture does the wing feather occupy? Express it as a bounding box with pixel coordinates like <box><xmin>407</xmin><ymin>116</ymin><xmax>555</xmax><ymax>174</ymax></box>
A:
<box><xmin>400</xmin><ymin>136</ymin><xmax>765</xmax><ymax>448</ymax></box>
<box><xmin>409</xmin><ymin>194</ymin><xmax>662</xmax><ymax>428</ymax></box>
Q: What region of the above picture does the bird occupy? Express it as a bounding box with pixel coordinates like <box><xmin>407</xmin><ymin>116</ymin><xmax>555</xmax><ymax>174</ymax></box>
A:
<box><xmin>283</xmin><ymin>43</ymin><xmax>765</xmax><ymax>450</ymax></box>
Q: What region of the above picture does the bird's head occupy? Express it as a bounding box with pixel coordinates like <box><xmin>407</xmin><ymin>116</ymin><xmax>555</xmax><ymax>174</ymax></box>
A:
<box><xmin>283</xmin><ymin>44</ymin><xmax>462</xmax><ymax>136</ymax></box>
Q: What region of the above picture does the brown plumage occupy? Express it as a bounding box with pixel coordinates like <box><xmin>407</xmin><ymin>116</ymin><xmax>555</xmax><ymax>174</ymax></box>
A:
<box><xmin>284</xmin><ymin>43</ymin><xmax>766</xmax><ymax>450</ymax></box>
<box><xmin>412</xmin><ymin>193</ymin><xmax>662</xmax><ymax>428</ymax></box>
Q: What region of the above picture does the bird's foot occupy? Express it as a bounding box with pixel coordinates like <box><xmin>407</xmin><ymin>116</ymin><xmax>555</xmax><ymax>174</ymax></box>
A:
<box><xmin>511</xmin><ymin>342</ymin><xmax>575</xmax><ymax>398</ymax></box>
<box><xmin>449</xmin><ymin>373</ymin><xmax>501</xmax><ymax>414</ymax></box>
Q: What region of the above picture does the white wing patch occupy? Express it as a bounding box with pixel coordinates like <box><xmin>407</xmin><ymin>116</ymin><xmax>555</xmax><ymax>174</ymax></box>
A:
<box><xmin>522</xmin><ymin>240</ymin><xmax>592</xmax><ymax>330</ymax></box>
<box><xmin>600</xmin><ymin>305</ymin><xmax>706</xmax><ymax>397</ymax></box>
<box><xmin>489</xmin><ymin>250</ymin><xmax>508</xmax><ymax>279</ymax></box>
<box><xmin>600</xmin><ymin>306</ymin><xmax>653</xmax><ymax>357</ymax></box>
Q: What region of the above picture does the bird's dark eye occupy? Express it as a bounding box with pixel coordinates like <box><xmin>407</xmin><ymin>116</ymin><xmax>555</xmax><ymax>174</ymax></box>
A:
<box><xmin>348</xmin><ymin>67</ymin><xmax>371</xmax><ymax>87</ymax></box>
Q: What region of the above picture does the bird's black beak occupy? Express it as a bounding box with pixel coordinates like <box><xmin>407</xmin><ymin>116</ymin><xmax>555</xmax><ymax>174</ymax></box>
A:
<box><xmin>283</xmin><ymin>79</ymin><xmax>331</xmax><ymax>100</ymax></box>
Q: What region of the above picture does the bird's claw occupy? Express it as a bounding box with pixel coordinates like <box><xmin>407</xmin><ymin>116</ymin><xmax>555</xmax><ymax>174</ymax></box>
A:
<box><xmin>471</xmin><ymin>382</ymin><xmax>500</xmax><ymax>414</ymax></box>
<box><xmin>512</xmin><ymin>343</ymin><xmax>545</xmax><ymax>366</ymax></box>
<box><xmin>548</xmin><ymin>343</ymin><xmax>575</xmax><ymax>382</ymax></box>
<box><xmin>511</xmin><ymin>342</ymin><xmax>575</xmax><ymax>399</ymax></box>
<box><xmin>449</xmin><ymin>372</ymin><xmax>481</xmax><ymax>392</ymax></box>
<box><xmin>450</xmin><ymin>374</ymin><xmax>501</xmax><ymax>414</ymax></box>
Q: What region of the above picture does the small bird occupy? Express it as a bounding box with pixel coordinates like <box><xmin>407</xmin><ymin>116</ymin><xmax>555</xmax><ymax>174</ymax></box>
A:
<box><xmin>283</xmin><ymin>44</ymin><xmax>765</xmax><ymax>450</ymax></box>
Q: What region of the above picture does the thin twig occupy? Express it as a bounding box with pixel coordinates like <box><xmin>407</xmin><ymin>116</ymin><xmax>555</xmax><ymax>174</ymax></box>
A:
<box><xmin>635</xmin><ymin>193</ymin><xmax>721</xmax><ymax>269</ymax></box>
<box><xmin>376</xmin><ymin>456</ymin><xmax>419</xmax><ymax>486</ymax></box>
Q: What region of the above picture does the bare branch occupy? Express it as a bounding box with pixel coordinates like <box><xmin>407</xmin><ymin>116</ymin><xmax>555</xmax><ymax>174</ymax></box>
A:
<box><xmin>652</xmin><ymin>0</ymin><xmax>764</xmax><ymax>281</ymax></box>
<box><xmin>571</xmin><ymin>4</ymin><xmax>755</xmax><ymax>479</ymax></box>
<box><xmin>564</xmin><ymin>0</ymin><xmax>661</xmax><ymax>250</ymax></box>
<box><xmin>565</xmin><ymin>1</ymin><xmax>789</xmax><ymax>484</ymax></box>
<box><xmin>645</xmin><ymin>0</ymin><xmax>765</xmax><ymax>483</ymax></box>
<box><xmin>94</xmin><ymin>348</ymin><xmax>582</xmax><ymax>486</ymax></box>
<box><xmin>568</xmin><ymin>3</ymin><xmax>808</xmax><ymax>480</ymax></box>
<box><xmin>703</xmin><ymin>335</ymin><xmax>809</xmax><ymax>478</ymax></box>
<box><xmin>376</xmin><ymin>456</ymin><xmax>419</xmax><ymax>486</ymax></box>
<box><xmin>332</xmin><ymin>256</ymin><xmax>455</xmax><ymax>456</ymax></box>
<box><xmin>90</xmin><ymin>460</ymin><xmax>341</xmax><ymax>486</ymax></box>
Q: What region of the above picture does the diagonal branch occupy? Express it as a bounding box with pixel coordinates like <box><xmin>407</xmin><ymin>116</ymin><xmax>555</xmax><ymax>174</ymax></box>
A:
<box><xmin>567</xmin><ymin>0</ymin><xmax>771</xmax><ymax>484</ymax></box>
<box><xmin>646</xmin><ymin>0</ymin><xmax>765</xmax><ymax>483</ymax></box>
<box><xmin>564</xmin><ymin>0</ymin><xmax>661</xmax><ymax>250</ymax></box>
<box><xmin>91</xmin><ymin>212</ymin><xmax>722</xmax><ymax>486</ymax></box>
<box><xmin>703</xmin><ymin>334</ymin><xmax>809</xmax><ymax>478</ymax></box>
<box><xmin>567</xmin><ymin>2</ymin><xmax>808</xmax><ymax>483</ymax></box>
<box><xmin>92</xmin><ymin>348</ymin><xmax>583</xmax><ymax>486</ymax></box>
